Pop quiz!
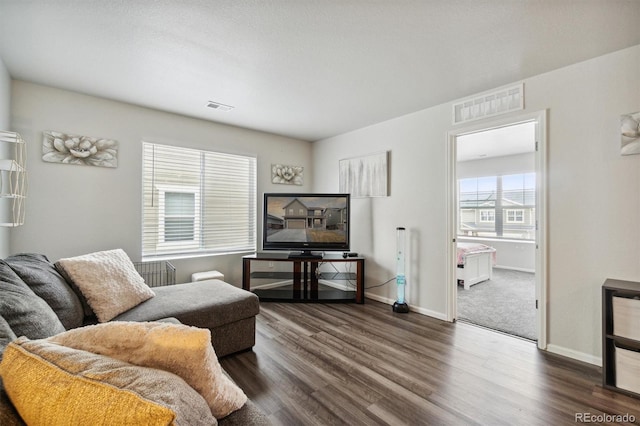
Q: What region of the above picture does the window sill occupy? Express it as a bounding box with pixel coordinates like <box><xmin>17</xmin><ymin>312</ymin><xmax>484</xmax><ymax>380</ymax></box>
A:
<box><xmin>142</xmin><ymin>249</ymin><xmax>255</xmax><ymax>262</ymax></box>
<box><xmin>457</xmin><ymin>236</ymin><xmax>535</xmax><ymax>244</ymax></box>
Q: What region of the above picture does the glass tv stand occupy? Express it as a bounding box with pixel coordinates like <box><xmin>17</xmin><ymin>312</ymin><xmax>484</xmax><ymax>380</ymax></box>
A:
<box><xmin>242</xmin><ymin>253</ymin><xmax>364</xmax><ymax>303</ymax></box>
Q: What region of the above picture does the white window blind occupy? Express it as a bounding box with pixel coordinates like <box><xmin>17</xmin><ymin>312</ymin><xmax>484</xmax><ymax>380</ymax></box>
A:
<box><xmin>142</xmin><ymin>142</ymin><xmax>256</xmax><ymax>260</ymax></box>
<box><xmin>458</xmin><ymin>173</ymin><xmax>535</xmax><ymax>240</ymax></box>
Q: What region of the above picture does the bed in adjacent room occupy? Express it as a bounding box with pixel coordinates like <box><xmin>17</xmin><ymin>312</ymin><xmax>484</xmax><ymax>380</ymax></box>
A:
<box><xmin>457</xmin><ymin>242</ymin><xmax>497</xmax><ymax>290</ymax></box>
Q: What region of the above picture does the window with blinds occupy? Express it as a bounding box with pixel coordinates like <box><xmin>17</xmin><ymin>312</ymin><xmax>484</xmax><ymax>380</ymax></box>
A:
<box><xmin>142</xmin><ymin>142</ymin><xmax>256</xmax><ymax>260</ymax></box>
<box><xmin>458</xmin><ymin>172</ymin><xmax>535</xmax><ymax>240</ymax></box>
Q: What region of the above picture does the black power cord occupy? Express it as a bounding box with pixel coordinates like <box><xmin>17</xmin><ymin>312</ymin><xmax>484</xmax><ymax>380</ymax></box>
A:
<box><xmin>316</xmin><ymin>260</ymin><xmax>395</xmax><ymax>290</ymax></box>
<box><xmin>366</xmin><ymin>277</ymin><xmax>396</xmax><ymax>290</ymax></box>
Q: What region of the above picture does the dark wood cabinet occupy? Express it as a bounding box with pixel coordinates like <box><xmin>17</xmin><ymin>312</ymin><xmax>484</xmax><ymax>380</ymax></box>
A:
<box><xmin>602</xmin><ymin>278</ymin><xmax>640</xmax><ymax>398</ymax></box>
<box><xmin>243</xmin><ymin>253</ymin><xmax>364</xmax><ymax>303</ymax></box>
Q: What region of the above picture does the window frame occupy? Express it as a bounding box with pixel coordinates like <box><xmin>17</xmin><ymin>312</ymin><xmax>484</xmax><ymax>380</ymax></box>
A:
<box><xmin>458</xmin><ymin>172</ymin><xmax>535</xmax><ymax>241</ymax></box>
<box><xmin>479</xmin><ymin>209</ymin><xmax>495</xmax><ymax>223</ymax></box>
<box><xmin>155</xmin><ymin>184</ymin><xmax>201</xmax><ymax>250</ymax></box>
<box><xmin>505</xmin><ymin>208</ymin><xmax>525</xmax><ymax>224</ymax></box>
<box><xmin>142</xmin><ymin>141</ymin><xmax>257</xmax><ymax>260</ymax></box>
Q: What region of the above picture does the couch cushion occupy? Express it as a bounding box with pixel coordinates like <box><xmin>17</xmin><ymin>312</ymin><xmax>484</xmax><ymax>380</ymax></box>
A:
<box><xmin>0</xmin><ymin>317</ymin><xmax>22</xmax><ymax>426</ymax></box>
<box><xmin>48</xmin><ymin>321</ymin><xmax>247</xmax><ymax>419</ymax></box>
<box><xmin>55</xmin><ymin>249</ymin><xmax>155</xmax><ymax>322</ymax></box>
<box><xmin>221</xmin><ymin>400</ymin><xmax>272</xmax><ymax>426</ymax></box>
<box><xmin>0</xmin><ymin>337</ymin><xmax>217</xmax><ymax>426</ymax></box>
<box><xmin>0</xmin><ymin>385</ymin><xmax>23</xmax><ymax>426</ymax></box>
<box><xmin>114</xmin><ymin>280</ymin><xmax>260</xmax><ymax>329</ymax></box>
<box><xmin>0</xmin><ymin>315</ymin><xmax>16</xmax><ymax>361</ymax></box>
<box><xmin>5</xmin><ymin>253</ymin><xmax>84</xmax><ymax>329</ymax></box>
<box><xmin>0</xmin><ymin>261</ymin><xmax>66</xmax><ymax>339</ymax></box>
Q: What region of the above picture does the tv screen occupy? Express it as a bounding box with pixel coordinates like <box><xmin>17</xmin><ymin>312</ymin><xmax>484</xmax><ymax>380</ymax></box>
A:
<box><xmin>262</xmin><ymin>193</ymin><xmax>350</xmax><ymax>256</ymax></box>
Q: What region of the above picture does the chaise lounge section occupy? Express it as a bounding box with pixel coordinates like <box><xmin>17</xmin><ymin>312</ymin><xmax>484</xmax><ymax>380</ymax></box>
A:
<box><xmin>114</xmin><ymin>279</ymin><xmax>259</xmax><ymax>358</ymax></box>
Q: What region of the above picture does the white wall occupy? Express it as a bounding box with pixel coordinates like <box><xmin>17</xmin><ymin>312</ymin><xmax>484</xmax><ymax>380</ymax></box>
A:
<box><xmin>312</xmin><ymin>44</ymin><xmax>640</xmax><ymax>362</ymax></box>
<box><xmin>10</xmin><ymin>81</ymin><xmax>311</xmax><ymax>285</ymax></box>
<box><xmin>313</xmin><ymin>107</ymin><xmax>453</xmax><ymax>320</ymax></box>
<box><xmin>0</xmin><ymin>57</ymin><xmax>9</xmax><ymax>137</ymax></box>
<box><xmin>0</xmin><ymin>57</ymin><xmax>11</xmax><ymax>257</ymax></box>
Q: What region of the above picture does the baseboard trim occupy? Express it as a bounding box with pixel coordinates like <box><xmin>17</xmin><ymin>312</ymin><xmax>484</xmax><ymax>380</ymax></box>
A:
<box><xmin>364</xmin><ymin>293</ymin><xmax>394</xmax><ymax>306</ymax></box>
<box><xmin>546</xmin><ymin>344</ymin><xmax>601</xmax><ymax>366</ymax></box>
<box><xmin>493</xmin><ymin>265</ymin><xmax>536</xmax><ymax>273</ymax></box>
<box><xmin>365</xmin><ymin>294</ymin><xmax>449</xmax><ymax>322</ymax></box>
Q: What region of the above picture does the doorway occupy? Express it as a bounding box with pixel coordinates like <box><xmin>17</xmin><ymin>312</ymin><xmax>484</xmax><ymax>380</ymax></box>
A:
<box><xmin>447</xmin><ymin>111</ymin><xmax>547</xmax><ymax>349</ymax></box>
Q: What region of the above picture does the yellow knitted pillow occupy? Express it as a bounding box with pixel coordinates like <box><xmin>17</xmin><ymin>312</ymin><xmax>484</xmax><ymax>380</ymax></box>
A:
<box><xmin>0</xmin><ymin>337</ymin><xmax>216</xmax><ymax>426</ymax></box>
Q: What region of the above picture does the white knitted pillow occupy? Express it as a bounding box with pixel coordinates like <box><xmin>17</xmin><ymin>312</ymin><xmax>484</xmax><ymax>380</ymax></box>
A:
<box><xmin>56</xmin><ymin>249</ymin><xmax>154</xmax><ymax>322</ymax></box>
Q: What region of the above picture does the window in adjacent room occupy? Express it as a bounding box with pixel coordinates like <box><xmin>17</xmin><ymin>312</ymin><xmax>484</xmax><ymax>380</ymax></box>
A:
<box><xmin>458</xmin><ymin>172</ymin><xmax>535</xmax><ymax>240</ymax></box>
<box><xmin>142</xmin><ymin>142</ymin><xmax>257</xmax><ymax>259</ymax></box>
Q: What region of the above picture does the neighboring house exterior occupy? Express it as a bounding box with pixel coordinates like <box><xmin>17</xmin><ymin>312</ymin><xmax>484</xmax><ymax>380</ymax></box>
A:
<box><xmin>282</xmin><ymin>198</ymin><xmax>327</xmax><ymax>230</ymax></box>
<box><xmin>265</xmin><ymin>214</ymin><xmax>284</xmax><ymax>230</ymax></box>
<box><xmin>459</xmin><ymin>188</ymin><xmax>536</xmax><ymax>240</ymax></box>
<box><xmin>273</xmin><ymin>198</ymin><xmax>347</xmax><ymax>231</ymax></box>
<box><xmin>325</xmin><ymin>208</ymin><xmax>347</xmax><ymax>230</ymax></box>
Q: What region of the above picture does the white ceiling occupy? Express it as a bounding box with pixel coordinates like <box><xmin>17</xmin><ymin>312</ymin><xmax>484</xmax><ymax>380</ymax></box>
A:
<box><xmin>1</xmin><ymin>1</ymin><xmax>639</xmax><ymax>142</ymax></box>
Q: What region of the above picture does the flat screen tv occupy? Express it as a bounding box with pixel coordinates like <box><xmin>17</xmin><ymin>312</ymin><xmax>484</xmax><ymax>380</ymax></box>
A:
<box><xmin>262</xmin><ymin>193</ymin><xmax>350</xmax><ymax>258</ymax></box>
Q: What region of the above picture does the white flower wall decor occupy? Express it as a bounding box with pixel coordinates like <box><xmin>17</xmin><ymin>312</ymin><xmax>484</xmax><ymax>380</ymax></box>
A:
<box><xmin>621</xmin><ymin>111</ymin><xmax>640</xmax><ymax>155</ymax></box>
<box><xmin>42</xmin><ymin>131</ymin><xmax>119</xmax><ymax>168</ymax></box>
<box><xmin>271</xmin><ymin>164</ymin><xmax>303</xmax><ymax>185</ymax></box>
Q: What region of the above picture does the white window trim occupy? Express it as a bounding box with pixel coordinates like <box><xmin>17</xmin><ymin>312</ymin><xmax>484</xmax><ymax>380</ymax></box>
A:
<box><xmin>142</xmin><ymin>141</ymin><xmax>257</xmax><ymax>260</ymax></box>
<box><xmin>155</xmin><ymin>184</ymin><xmax>201</xmax><ymax>251</ymax></box>
<box><xmin>479</xmin><ymin>209</ymin><xmax>495</xmax><ymax>223</ymax></box>
<box><xmin>505</xmin><ymin>208</ymin><xmax>525</xmax><ymax>223</ymax></box>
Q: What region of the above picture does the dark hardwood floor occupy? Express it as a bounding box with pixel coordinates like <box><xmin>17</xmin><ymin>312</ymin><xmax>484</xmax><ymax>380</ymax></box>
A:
<box><xmin>220</xmin><ymin>300</ymin><xmax>640</xmax><ymax>425</ymax></box>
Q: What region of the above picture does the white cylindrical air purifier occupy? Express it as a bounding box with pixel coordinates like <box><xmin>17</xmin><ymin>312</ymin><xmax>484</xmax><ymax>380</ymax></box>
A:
<box><xmin>393</xmin><ymin>226</ymin><xmax>409</xmax><ymax>313</ymax></box>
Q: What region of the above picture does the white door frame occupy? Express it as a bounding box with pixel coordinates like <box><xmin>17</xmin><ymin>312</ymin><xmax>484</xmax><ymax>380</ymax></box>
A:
<box><xmin>445</xmin><ymin>109</ymin><xmax>548</xmax><ymax>350</ymax></box>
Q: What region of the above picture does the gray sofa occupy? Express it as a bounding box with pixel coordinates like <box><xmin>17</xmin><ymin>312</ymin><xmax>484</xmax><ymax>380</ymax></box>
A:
<box><xmin>0</xmin><ymin>253</ymin><xmax>267</xmax><ymax>425</ymax></box>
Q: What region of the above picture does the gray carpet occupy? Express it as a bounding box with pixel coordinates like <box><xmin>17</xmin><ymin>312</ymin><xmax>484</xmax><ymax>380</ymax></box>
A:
<box><xmin>457</xmin><ymin>268</ymin><xmax>536</xmax><ymax>341</ymax></box>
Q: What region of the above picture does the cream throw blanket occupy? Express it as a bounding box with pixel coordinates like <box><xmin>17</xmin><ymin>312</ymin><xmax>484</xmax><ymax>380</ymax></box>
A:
<box><xmin>47</xmin><ymin>321</ymin><xmax>247</xmax><ymax>419</ymax></box>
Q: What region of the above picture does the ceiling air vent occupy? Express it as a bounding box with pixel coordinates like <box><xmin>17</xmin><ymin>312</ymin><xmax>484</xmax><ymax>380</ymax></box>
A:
<box><xmin>452</xmin><ymin>83</ymin><xmax>524</xmax><ymax>125</ymax></box>
<box><xmin>206</xmin><ymin>101</ymin><xmax>234</xmax><ymax>112</ymax></box>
